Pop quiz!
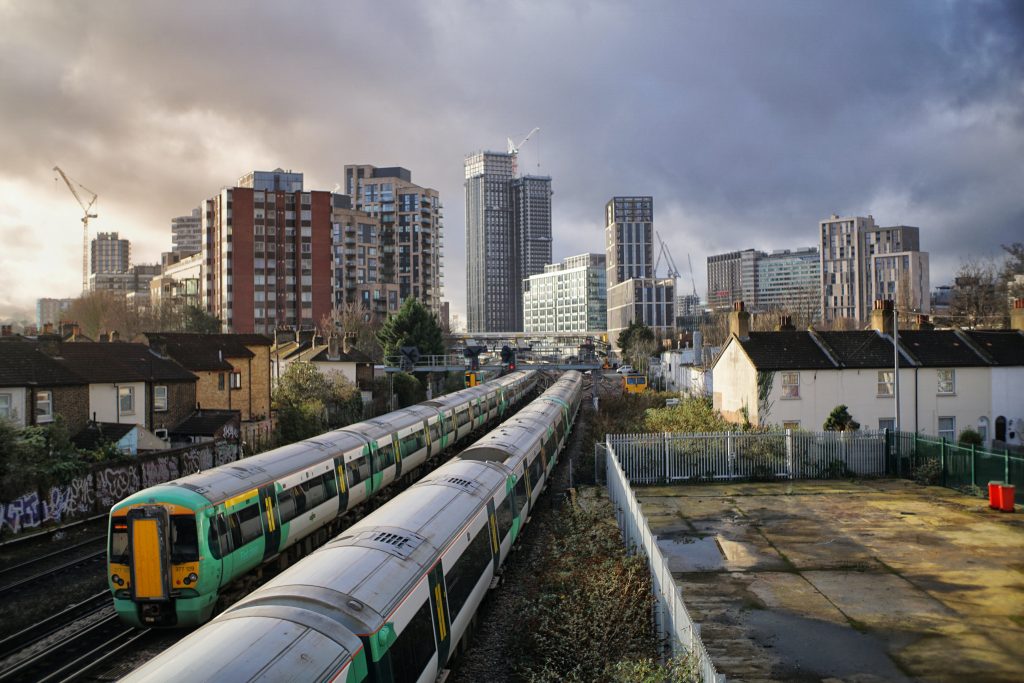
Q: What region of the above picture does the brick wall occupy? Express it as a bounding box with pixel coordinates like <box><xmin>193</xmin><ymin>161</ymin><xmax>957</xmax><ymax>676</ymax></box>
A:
<box><xmin>150</xmin><ymin>380</ymin><xmax>196</xmax><ymax>431</ymax></box>
<box><xmin>49</xmin><ymin>385</ymin><xmax>90</xmax><ymax>435</ymax></box>
<box><xmin>245</xmin><ymin>345</ymin><xmax>272</xmax><ymax>421</ymax></box>
<box><xmin>194</xmin><ymin>370</ymin><xmax>228</xmax><ymax>413</ymax></box>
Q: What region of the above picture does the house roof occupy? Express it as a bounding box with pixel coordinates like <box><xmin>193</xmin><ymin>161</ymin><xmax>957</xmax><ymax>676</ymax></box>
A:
<box><xmin>718</xmin><ymin>328</ymin><xmax>1022</xmax><ymax>373</ymax></box>
<box><xmin>897</xmin><ymin>330</ymin><xmax>989</xmax><ymax>367</ymax></box>
<box><xmin>815</xmin><ymin>331</ymin><xmax>914</xmax><ymax>368</ymax></box>
<box><xmin>73</xmin><ymin>422</ymin><xmax>136</xmax><ymax>450</ymax></box>
<box><xmin>48</xmin><ymin>342</ymin><xmax>197</xmax><ymax>383</ymax></box>
<box><xmin>960</xmin><ymin>330</ymin><xmax>1024</xmax><ymax>366</ymax></box>
<box><xmin>733</xmin><ymin>331</ymin><xmax>836</xmax><ymax>370</ymax></box>
<box><xmin>143</xmin><ymin>333</ymin><xmax>271</xmax><ymax>371</ymax></box>
<box><xmin>0</xmin><ymin>342</ymin><xmax>87</xmax><ymax>387</ymax></box>
<box><xmin>172</xmin><ymin>409</ymin><xmax>239</xmax><ymax>437</ymax></box>
<box><xmin>298</xmin><ymin>344</ymin><xmax>373</xmax><ymax>364</ymax></box>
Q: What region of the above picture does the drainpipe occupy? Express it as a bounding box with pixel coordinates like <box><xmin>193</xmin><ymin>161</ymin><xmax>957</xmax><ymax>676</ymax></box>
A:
<box><xmin>248</xmin><ymin>355</ymin><xmax>253</xmax><ymax>421</ymax></box>
<box><xmin>114</xmin><ymin>383</ymin><xmax>120</xmax><ymax>424</ymax></box>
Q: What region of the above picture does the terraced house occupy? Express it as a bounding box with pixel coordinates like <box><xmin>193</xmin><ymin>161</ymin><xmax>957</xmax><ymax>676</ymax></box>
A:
<box><xmin>713</xmin><ymin>300</ymin><xmax>1024</xmax><ymax>449</ymax></box>
<box><xmin>0</xmin><ymin>340</ymin><xmax>90</xmax><ymax>434</ymax></box>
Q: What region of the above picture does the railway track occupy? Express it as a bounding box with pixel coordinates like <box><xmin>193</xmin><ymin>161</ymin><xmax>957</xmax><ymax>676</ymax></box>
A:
<box><xmin>0</xmin><ymin>610</ymin><xmax>148</xmax><ymax>683</ymax></box>
<box><xmin>0</xmin><ymin>536</ymin><xmax>107</xmax><ymax>598</ymax></box>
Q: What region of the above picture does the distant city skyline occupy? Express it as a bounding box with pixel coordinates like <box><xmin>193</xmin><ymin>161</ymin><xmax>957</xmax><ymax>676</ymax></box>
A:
<box><xmin>1</xmin><ymin>2</ymin><xmax>1022</xmax><ymax>323</ymax></box>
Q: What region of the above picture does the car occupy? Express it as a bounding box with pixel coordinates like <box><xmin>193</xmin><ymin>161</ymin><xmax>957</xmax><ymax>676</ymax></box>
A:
<box><xmin>616</xmin><ymin>365</ymin><xmax>635</xmax><ymax>374</ymax></box>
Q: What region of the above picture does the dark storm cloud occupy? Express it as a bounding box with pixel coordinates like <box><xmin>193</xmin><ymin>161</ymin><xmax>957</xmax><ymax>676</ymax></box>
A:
<box><xmin>0</xmin><ymin>0</ymin><xmax>1021</xmax><ymax>316</ymax></box>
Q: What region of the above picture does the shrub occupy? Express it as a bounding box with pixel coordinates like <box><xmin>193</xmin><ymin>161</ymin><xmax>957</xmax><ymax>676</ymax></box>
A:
<box><xmin>823</xmin><ymin>405</ymin><xmax>860</xmax><ymax>432</ymax></box>
<box><xmin>958</xmin><ymin>428</ymin><xmax>983</xmax><ymax>447</ymax></box>
<box><xmin>913</xmin><ymin>458</ymin><xmax>943</xmax><ymax>486</ymax></box>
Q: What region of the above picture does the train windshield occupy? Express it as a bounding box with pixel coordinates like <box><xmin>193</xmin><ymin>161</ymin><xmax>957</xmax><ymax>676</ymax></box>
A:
<box><xmin>170</xmin><ymin>515</ymin><xmax>199</xmax><ymax>563</ymax></box>
<box><xmin>110</xmin><ymin>520</ymin><xmax>129</xmax><ymax>564</ymax></box>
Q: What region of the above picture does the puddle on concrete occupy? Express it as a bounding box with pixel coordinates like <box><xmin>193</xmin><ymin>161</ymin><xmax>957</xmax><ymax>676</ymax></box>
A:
<box><xmin>658</xmin><ymin>536</ymin><xmax>724</xmax><ymax>572</ymax></box>
<box><xmin>745</xmin><ymin>609</ymin><xmax>912</xmax><ymax>682</ymax></box>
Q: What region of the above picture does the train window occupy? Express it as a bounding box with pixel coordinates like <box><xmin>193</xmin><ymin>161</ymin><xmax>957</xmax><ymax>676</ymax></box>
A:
<box><xmin>456</xmin><ymin>409</ymin><xmax>469</xmax><ymax>428</ymax></box>
<box><xmin>400</xmin><ymin>431</ymin><xmax>423</xmax><ymax>458</ymax></box>
<box><xmin>304</xmin><ymin>475</ymin><xmax>327</xmax><ymax>509</ymax></box>
<box><xmin>375</xmin><ymin>442</ymin><xmax>395</xmax><ymax>470</ymax></box>
<box><xmin>513</xmin><ymin>473</ymin><xmax>527</xmax><ymax>508</ymax></box>
<box><xmin>428</xmin><ymin>421</ymin><xmax>440</xmax><ymax>443</ymax></box>
<box><xmin>231</xmin><ymin>505</ymin><xmax>263</xmax><ymax>546</ymax></box>
<box><xmin>110</xmin><ymin>521</ymin><xmax>129</xmax><ymax>564</ymax></box>
<box><xmin>208</xmin><ymin>514</ymin><xmax>230</xmax><ymax>559</ymax></box>
<box><xmin>496</xmin><ymin>494</ymin><xmax>514</xmax><ymax>542</ymax></box>
<box><xmin>277</xmin><ymin>487</ymin><xmax>301</xmax><ymax>523</ymax></box>
<box><xmin>348</xmin><ymin>455</ymin><xmax>370</xmax><ymax>485</ymax></box>
<box><xmin>444</xmin><ymin>527</ymin><xmax>492</xmax><ymax>619</ymax></box>
<box><xmin>170</xmin><ymin>515</ymin><xmax>199</xmax><ymax>563</ymax></box>
<box><xmin>389</xmin><ymin>600</ymin><xmax>436</xmax><ymax>683</ymax></box>
<box><xmin>529</xmin><ymin>458</ymin><xmax>543</xmax><ymax>491</ymax></box>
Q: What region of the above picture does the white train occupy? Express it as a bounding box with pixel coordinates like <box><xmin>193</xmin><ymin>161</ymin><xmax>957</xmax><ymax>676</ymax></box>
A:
<box><xmin>123</xmin><ymin>371</ymin><xmax>584</xmax><ymax>683</ymax></box>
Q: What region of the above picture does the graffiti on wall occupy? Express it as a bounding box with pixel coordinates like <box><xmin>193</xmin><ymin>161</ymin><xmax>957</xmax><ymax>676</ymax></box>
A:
<box><xmin>0</xmin><ymin>439</ymin><xmax>241</xmax><ymax>537</ymax></box>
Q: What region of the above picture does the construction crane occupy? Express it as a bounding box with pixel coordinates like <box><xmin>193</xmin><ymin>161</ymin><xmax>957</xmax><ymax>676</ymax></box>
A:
<box><xmin>687</xmin><ymin>254</ymin><xmax>699</xmax><ymax>299</ymax></box>
<box><xmin>507</xmin><ymin>126</ymin><xmax>540</xmax><ymax>176</ymax></box>
<box><xmin>653</xmin><ymin>230</ymin><xmax>681</xmax><ymax>281</ymax></box>
<box><xmin>53</xmin><ymin>166</ymin><xmax>98</xmax><ymax>294</ymax></box>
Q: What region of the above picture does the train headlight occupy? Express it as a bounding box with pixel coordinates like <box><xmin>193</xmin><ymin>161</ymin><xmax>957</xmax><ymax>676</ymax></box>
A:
<box><xmin>184</xmin><ymin>572</ymin><xmax>198</xmax><ymax>585</ymax></box>
<box><xmin>112</xmin><ymin>575</ymin><xmax>124</xmax><ymax>586</ymax></box>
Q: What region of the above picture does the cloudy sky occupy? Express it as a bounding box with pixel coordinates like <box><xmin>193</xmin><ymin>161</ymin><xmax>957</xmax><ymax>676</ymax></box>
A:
<box><xmin>1</xmin><ymin>0</ymin><xmax>1022</xmax><ymax>323</ymax></box>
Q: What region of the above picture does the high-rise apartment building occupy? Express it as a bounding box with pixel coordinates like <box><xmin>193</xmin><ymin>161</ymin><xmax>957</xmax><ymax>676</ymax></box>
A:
<box><xmin>91</xmin><ymin>232</ymin><xmax>130</xmax><ymax>274</ymax></box>
<box><xmin>604</xmin><ymin>197</ymin><xmax>675</xmax><ymax>346</ymax></box>
<box><xmin>202</xmin><ymin>170</ymin><xmax>334</xmax><ymax>334</ymax></box>
<box><xmin>343</xmin><ymin>165</ymin><xmax>443</xmax><ymax>313</ymax></box>
<box><xmin>171</xmin><ymin>208</ymin><xmax>202</xmax><ymax>256</ymax></box>
<box><xmin>464</xmin><ymin>151</ymin><xmax>552</xmax><ymax>332</ymax></box>
<box><xmin>707</xmin><ymin>247</ymin><xmax>820</xmax><ymax>317</ymax></box>
<box><xmin>819</xmin><ymin>215</ymin><xmax>929</xmax><ymax>323</ymax></box>
<box><xmin>707</xmin><ymin>249</ymin><xmax>759</xmax><ymax>311</ymax></box>
<box><xmin>36</xmin><ymin>298</ymin><xmax>74</xmax><ymax>329</ymax></box>
<box><xmin>523</xmin><ymin>253</ymin><xmax>606</xmax><ymax>333</ymax></box>
<box><xmin>330</xmin><ymin>196</ymin><xmax>400</xmax><ymax>322</ymax></box>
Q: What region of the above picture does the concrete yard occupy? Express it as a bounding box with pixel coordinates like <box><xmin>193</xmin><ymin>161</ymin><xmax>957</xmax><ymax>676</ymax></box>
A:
<box><xmin>637</xmin><ymin>479</ymin><xmax>1024</xmax><ymax>683</ymax></box>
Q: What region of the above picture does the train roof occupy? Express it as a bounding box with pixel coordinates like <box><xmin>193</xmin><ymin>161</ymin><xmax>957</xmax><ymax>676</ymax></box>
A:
<box><xmin>224</xmin><ymin>459</ymin><xmax>508</xmax><ymax>635</ymax></box>
<box><xmin>122</xmin><ymin>611</ymin><xmax>364</xmax><ymax>682</ymax></box>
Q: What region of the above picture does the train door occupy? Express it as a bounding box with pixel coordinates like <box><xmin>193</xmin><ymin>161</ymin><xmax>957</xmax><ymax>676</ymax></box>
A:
<box><xmin>486</xmin><ymin>500</ymin><xmax>500</xmax><ymax>573</ymax></box>
<box><xmin>127</xmin><ymin>506</ymin><xmax>171</xmax><ymax>602</ymax></box>
<box><xmin>333</xmin><ymin>455</ymin><xmax>350</xmax><ymax>512</ymax></box>
<box><xmin>258</xmin><ymin>484</ymin><xmax>281</xmax><ymax>561</ymax></box>
<box><xmin>427</xmin><ymin>562</ymin><xmax>452</xmax><ymax>667</ymax></box>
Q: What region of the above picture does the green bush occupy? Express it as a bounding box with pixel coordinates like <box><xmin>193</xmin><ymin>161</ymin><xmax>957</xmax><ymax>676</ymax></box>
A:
<box><xmin>913</xmin><ymin>458</ymin><xmax>943</xmax><ymax>486</ymax></box>
<box><xmin>958</xmin><ymin>428</ymin><xmax>983</xmax><ymax>447</ymax></box>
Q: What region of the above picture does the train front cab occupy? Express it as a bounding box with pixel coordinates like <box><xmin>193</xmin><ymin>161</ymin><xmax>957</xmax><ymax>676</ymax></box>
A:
<box><xmin>110</xmin><ymin>494</ymin><xmax>213</xmax><ymax>627</ymax></box>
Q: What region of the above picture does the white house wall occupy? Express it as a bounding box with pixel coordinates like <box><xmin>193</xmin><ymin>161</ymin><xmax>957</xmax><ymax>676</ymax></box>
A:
<box><xmin>312</xmin><ymin>361</ymin><xmax>359</xmax><ymax>386</ymax></box>
<box><xmin>713</xmin><ymin>341</ymin><xmax>759</xmax><ymax>424</ymax></box>
<box><xmin>991</xmin><ymin>367</ymin><xmax>1024</xmax><ymax>446</ymax></box>
<box><xmin>88</xmin><ymin>382</ymin><xmax>147</xmax><ymax>426</ymax></box>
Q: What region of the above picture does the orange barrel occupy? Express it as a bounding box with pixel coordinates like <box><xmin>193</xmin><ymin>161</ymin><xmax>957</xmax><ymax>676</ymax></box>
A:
<box><xmin>998</xmin><ymin>484</ymin><xmax>1016</xmax><ymax>512</ymax></box>
<box><xmin>989</xmin><ymin>481</ymin><xmax>1002</xmax><ymax>509</ymax></box>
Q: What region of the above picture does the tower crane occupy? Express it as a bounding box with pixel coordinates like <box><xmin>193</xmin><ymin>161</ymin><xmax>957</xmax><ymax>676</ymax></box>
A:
<box><xmin>653</xmin><ymin>230</ymin><xmax>681</xmax><ymax>281</ymax></box>
<box><xmin>507</xmin><ymin>126</ymin><xmax>540</xmax><ymax>176</ymax></box>
<box><xmin>687</xmin><ymin>254</ymin><xmax>699</xmax><ymax>299</ymax></box>
<box><xmin>53</xmin><ymin>166</ymin><xmax>98</xmax><ymax>294</ymax></box>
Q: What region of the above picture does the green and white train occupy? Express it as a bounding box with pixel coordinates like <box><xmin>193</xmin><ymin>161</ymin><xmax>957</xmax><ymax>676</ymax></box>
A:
<box><xmin>123</xmin><ymin>371</ymin><xmax>583</xmax><ymax>683</ymax></box>
<box><xmin>108</xmin><ymin>371</ymin><xmax>538</xmax><ymax>628</ymax></box>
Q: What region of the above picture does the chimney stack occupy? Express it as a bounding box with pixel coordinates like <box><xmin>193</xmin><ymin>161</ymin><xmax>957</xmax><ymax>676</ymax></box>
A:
<box><xmin>43</xmin><ymin>322</ymin><xmax>54</xmax><ymax>334</ymax></box>
<box><xmin>728</xmin><ymin>301</ymin><xmax>751</xmax><ymax>340</ymax></box>
<box><xmin>1011</xmin><ymin>298</ymin><xmax>1024</xmax><ymax>332</ymax></box>
<box><xmin>99</xmin><ymin>332</ymin><xmax>110</xmax><ymax>343</ymax></box>
<box><xmin>343</xmin><ymin>332</ymin><xmax>356</xmax><ymax>354</ymax></box>
<box><xmin>327</xmin><ymin>333</ymin><xmax>340</xmax><ymax>361</ymax></box>
<box><xmin>870</xmin><ymin>300</ymin><xmax>895</xmax><ymax>336</ymax></box>
<box><xmin>111</xmin><ymin>330</ymin><xmax>120</xmax><ymax>342</ymax></box>
<box><xmin>914</xmin><ymin>314</ymin><xmax>934</xmax><ymax>331</ymax></box>
<box><xmin>776</xmin><ymin>315</ymin><xmax>795</xmax><ymax>331</ymax></box>
<box><xmin>1</xmin><ymin>324</ymin><xmax>11</xmax><ymax>337</ymax></box>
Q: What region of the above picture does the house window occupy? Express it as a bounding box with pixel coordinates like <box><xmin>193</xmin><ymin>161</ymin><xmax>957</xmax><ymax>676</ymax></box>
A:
<box><xmin>877</xmin><ymin>370</ymin><xmax>894</xmax><ymax>397</ymax></box>
<box><xmin>154</xmin><ymin>386</ymin><xmax>168</xmax><ymax>412</ymax></box>
<box><xmin>781</xmin><ymin>372</ymin><xmax>800</xmax><ymax>399</ymax></box>
<box><xmin>0</xmin><ymin>393</ymin><xmax>11</xmax><ymax>420</ymax></box>
<box><xmin>978</xmin><ymin>416</ymin><xmax>989</xmax><ymax>444</ymax></box>
<box><xmin>879</xmin><ymin>418</ymin><xmax>895</xmax><ymax>432</ymax></box>
<box><xmin>937</xmin><ymin>369</ymin><xmax>955</xmax><ymax>395</ymax></box>
<box><xmin>938</xmin><ymin>417</ymin><xmax>956</xmax><ymax>441</ymax></box>
<box><xmin>230</xmin><ymin>372</ymin><xmax>242</xmax><ymax>389</ymax></box>
<box><xmin>36</xmin><ymin>390</ymin><xmax>53</xmax><ymax>423</ymax></box>
<box><xmin>783</xmin><ymin>421</ymin><xmax>800</xmax><ymax>431</ymax></box>
<box><xmin>119</xmin><ymin>386</ymin><xmax>135</xmax><ymax>416</ymax></box>
<box><xmin>218</xmin><ymin>373</ymin><xmax>225</xmax><ymax>390</ymax></box>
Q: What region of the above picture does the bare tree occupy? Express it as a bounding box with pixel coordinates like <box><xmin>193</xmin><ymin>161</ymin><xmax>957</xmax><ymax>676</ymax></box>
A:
<box><xmin>950</xmin><ymin>258</ymin><xmax>1008</xmax><ymax>329</ymax></box>
<box><xmin>318</xmin><ymin>303</ymin><xmax>383</xmax><ymax>361</ymax></box>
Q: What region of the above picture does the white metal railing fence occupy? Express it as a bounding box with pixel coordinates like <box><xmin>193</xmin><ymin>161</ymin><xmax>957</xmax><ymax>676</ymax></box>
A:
<box><xmin>608</xmin><ymin>429</ymin><xmax>887</xmax><ymax>485</ymax></box>
<box><xmin>605</xmin><ymin>438</ymin><xmax>724</xmax><ymax>683</ymax></box>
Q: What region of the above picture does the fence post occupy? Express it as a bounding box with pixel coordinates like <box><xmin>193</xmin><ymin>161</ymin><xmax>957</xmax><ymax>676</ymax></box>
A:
<box><xmin>786</xmin><ymin>429</ymin><xmax>794</xmax><ymax>479</ymax></box>
<box><xmin>940</xmin><ymin>438</ymin><xmax>947</xmax><ymax>487</ymax></box>
<box><xmin>664</xmin><ymin>432</ymin><xmax>670</xmax><ymax>484</ymax></box>
<box><xmin>970</xmin><ymin>443</ymin><xmax>976</xmax><ymax>488</ymax></box>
